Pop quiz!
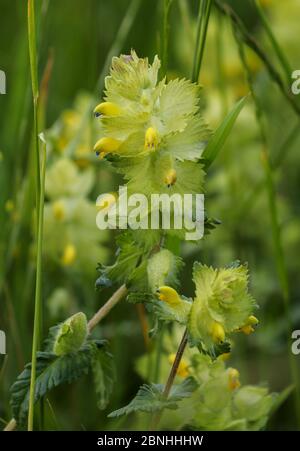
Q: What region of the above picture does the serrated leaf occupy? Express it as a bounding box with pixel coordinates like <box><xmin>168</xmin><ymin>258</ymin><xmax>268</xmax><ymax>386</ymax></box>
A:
<box><xmin>203</xmin><ymin>96</ymin><xmax>248</xmax><ymax>169</ymax></box>
<box><xmin>92</xmin><ymin>344</ymin><xmax>116</xmax><ymax>410</ymax></box>
<box><xmin>96</xmin><ymin>232</ymin><xmax>144</xmax><ymax>289</ymax></box>
<box><xmin>108</xmin><ymin>377</ymin><xmax>198</xmax><ymax>418</ymax></box>
<box><xmin>10</xmin><ymin>340</ymin><xmax>104</xmax><ymax>427</ymax></box>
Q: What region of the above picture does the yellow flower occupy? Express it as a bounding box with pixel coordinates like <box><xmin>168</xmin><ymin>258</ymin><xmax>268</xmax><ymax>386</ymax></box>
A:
<box><xmin>228</xmin><ymin>368</ymin><xmax>241</xmax><ymax>391</ymax></box>
<box><xmin>94</xmin><ymin>102</ymin><xmax>121</xmax><ymax>117</ymax></box>
<box><xmin>210</xmin><ymin>321</ymin><xmax>225</xmax><ymax>344</ymax></box>
<box><xmin>219</xmin><ymin>352</ymin><xmax>231</xmax><ymax>362</ymax></box>
<box><xmin>52</xmin><ymin>200</ymin><xmax>66</xmax><ymax>221</ymax></box>
<box><xmin>94</xmin><ymin>137</ymin><xmax>121</xmax><ymax>157</ymax></box>
<box><xmin>61</xmin><ymin>244</ymin><xmax>77</xmax><ymax>266</ymax></box>
<box><xmin>156</xmin><ymin>286</ymin><xmax>182</xmax><ymax>306</ymax></box>
<box><xmin>5</xmin><ymin>199</ymin><xmax>14</xmax><ymax>213</ymax></box>
<box><xmin>144</xmin><ymin>127</ymin><xmax>160</xmax><ymax>150</ymax></box>
<box><xmin>240</xmin><ymin>315</ymin><xmax>259</xmax><ymax>335</ymax></box>
<box><xmin>164</xmin><ymin>168</ymin><xmax>177</xmax><ymax>187</ymax></box>
<box><xmin>168</xmin><ymin>353</ymin><xmax>189</xmax><ymax>378</ymax></box>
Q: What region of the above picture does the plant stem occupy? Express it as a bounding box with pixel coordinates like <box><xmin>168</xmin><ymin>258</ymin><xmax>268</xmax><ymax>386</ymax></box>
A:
<box><xmin>136</xmin><ymin>304</ymin><xmax>150</xmax><ymax>351</ymax></box>
<box><xmin>88</xmin><ymin>284</ymin><xmax>128</xmax><ymax>332</ymax></box>
<box><xmin>234</xmin><ymin>32</ymin><xmax>300</xmax><ymax>427</ymax></box>
<box><xmin>28</xmin><ymin>139</ymin><xmax>46</xmax><ymax>431</ymax></box>
<box><xmin>215</xmin><ymin>0</ymin><xmax>300</xmax><ymax>116</ymax></box>
<box><xmin>253</xmin><ymin>0</ymin><xmax>292</xmax><ymax>83</ymax></box>
<box><xmin>161</xmin><ymin>0</ymin><xmax>173</xmax><ymax>76</ymax></box>
<box><xmin>191</xmin><ymin>0</ymin><xmax>212</xmax><ymax>83</ymax></box>
<box><xmin>153</xmin><ymin>325</ymin><xmax>165</xmax><ymax>383</ymax></box>
<box><xmin>27</xmin><ymin>0</ymin><xmax>44</xmax><ymax>432</ymax></box>
<box><xmin>150</xmin><ymin>328</ymin><xmax>188</xmax><ymax>430</ymax></box>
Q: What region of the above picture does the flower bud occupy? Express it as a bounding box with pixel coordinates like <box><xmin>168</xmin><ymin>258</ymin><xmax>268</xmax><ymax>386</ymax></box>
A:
<box><xmin>94</xmin><ymin>137</ymin><xmax>121</xmax><ymax>156</ymax></box>
<box><xmin>164</xmin><ymin>168</ymin><xmax>177</xmax><ymax>187</ymax></box>
<box><xmin>94</xmin><ymin>102</ymin><xmax>121</xmax><ymax>117</ymax></box>
<box><xmin>210</xmin><ymin>321</ymin><xmax>225</xmax><ymax>344</ymax></box>
<box><xmin>219</xmin><ymin>352</ymin><xmax>231</xmax><ymax>361</ymax></box>
<box><xmin>144</xmin><ymin>127</ymin><xmax>159</xmax><ymax>150</ymax></box>
<box><xmin>61</xmin><ymin>243</ymin><xmax>77</xmax><ymax>266</ymax></box>
<box><xmin>247</xmin><ymin>315</ymin><xmax>259</xmax><ymax>326</ymax></box>
<box><xmin>228</xmin><ymin>368</ymin><xmax>240</xmax><ymax>391</ymax></box>
<box><xmin>52</xmin><ymin>200</ymin><xmax>66</xmax><ymax>221</ymax></box>
<box><xmin>156</xmin><ymin>286</ymin><xmax>182</xmax><ymax>306</ymax></box>
<box><xmin>168</xmin><ymin>353</ymin><xmax>189</xmax><ymax>378</ymax></box>
<box><xmin>240</xmin><ymin>324</ymin><xmax>254</xmax><ymax>335</ymax></box>
<box><xmin>53</xmin><ymin>312</ymin><xmax>88</xmax><ymax>356</ymax></box>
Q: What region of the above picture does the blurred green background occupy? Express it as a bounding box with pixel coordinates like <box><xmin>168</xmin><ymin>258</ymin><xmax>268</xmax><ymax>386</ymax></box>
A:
<box><xmin>0</xmin><ymin>0</ymin><xmax>300</xmax><ymax>430</ymax></box>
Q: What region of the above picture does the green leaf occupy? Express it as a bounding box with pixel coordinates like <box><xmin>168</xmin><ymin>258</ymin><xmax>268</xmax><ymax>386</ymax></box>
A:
<box><xmin>92</xmin><ymin>344</ymin><xmax>116</xmax><ymax>410</ymax></box>
<box><xmin>108</xmin><ymin>377</ymin><xmax>198</xmax><ymax>418</ymax></box>
<box><xmin>203</xmin><ymin>96</ymin><xmax>248</xmax><ymax>169</ymax></box>
<box><xmin>10</xmin><ymin>340</ymin><xmax>104</xmax><ymax>427</ymax></box>
<box><xmin>96</xmin><ymin>232</ymin><xmax>144</xmax><ymax>289</ymax></box>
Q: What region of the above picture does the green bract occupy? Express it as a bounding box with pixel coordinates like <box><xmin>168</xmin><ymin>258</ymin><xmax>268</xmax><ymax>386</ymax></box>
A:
<box><xmin>189</xmin><ymin>262</ymin><xmax>256</xmax><ymax>348</ymax></box>
<box><xmin>53</xmin><ymin>312</ymin><xmax>88</xmax><ymax>356</ymax></box>
<box><xmin>147</xmin><ymin>249</ymin><xmax>183</xmax><ymax>292</ymax></box>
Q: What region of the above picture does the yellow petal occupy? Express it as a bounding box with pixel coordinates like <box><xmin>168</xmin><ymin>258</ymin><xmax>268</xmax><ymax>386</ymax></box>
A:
<box><xmin>52</xmin><ymin>200</ymin><xmax>66</xmax><ymax>221</ymax></box>
<box><xmin>156</xmin><ymin>286</ymin><xmax>182</xmax><ymax>306</ymax></box>
<box><xmin>144</xmin><ymin>127</ymin><xmax>159</xmax><ymax>150</ymax></box>
<box><xmin>168</xmin><ymin>353</ymin><xmax>189</xmax><ymax>378</ymax></box>
<box><xmin>210</xmin><ymin>321</ymin><xmax>225</xmax><ymax>344</ymax></box>
<box><xmin>228</xmin><ymin>368</ymin><xmax>240</xmax><ymax>391</ymax></box>
<box><xmin>164</xmin><ymin>168</ymin><xmax>177</xmax><ymax>187</ymax></box>
<box><xmin>94</xmin><ymin>137</ymin><xmax>121</xmax><ymax>154</ymax></box>
<box><xmin>61</xmin><ymin>244</ymin><xmax>77</xmax><ymax>266</ymax></box>
<box><xmin>94</xmin><ymin>102</ymin><xmax>121</xmax><ymax>117</ymax></box>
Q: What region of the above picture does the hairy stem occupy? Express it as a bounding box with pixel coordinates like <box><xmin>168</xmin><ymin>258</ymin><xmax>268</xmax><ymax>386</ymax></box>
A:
<box><xmin>88</xmin><ymin>284</ymin><xmax>128</xmax><ymax>332</ymax></box>
<box><xmin>150</xmin><ymin>328</ymin><xmax>188</xmax><ymax>430</ymax></box>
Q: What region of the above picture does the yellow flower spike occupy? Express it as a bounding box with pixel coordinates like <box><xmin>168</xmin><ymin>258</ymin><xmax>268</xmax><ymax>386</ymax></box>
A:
<box><xmin>94</xmin><ymin>137</ymin><xmax>121</xmax><ymax>156</ymax></box>
<box><xmin>52</xmin><ymin>200</ymin><xmax>66</xmax><ymax>221</ymax></box>
<box><xmin>210</xmin><ymin>321</ymin><xmax>225</xmax><ymax>344</ymax></box>
<box><xmin>164</xmin><ymin>168</ymin><xmax>177</xmax><ymax>187</ymax></box>
<box><xmin>61</xmin><ymin>244</ymin><xmax>77</xmax><ymax>266</ymax></box>
<box><xmin>228</xmin><ymin>368</ymin><xmax>241</xmax><ymax>391</ymax></box>
<box><xmin>144</xmin><ymin>126</ymin><xmax>160</xmax><ymax>150</ymax></box>
<box><xmin>94</xmin><ymin>102</ymin><xmax>121</xmax><ymax>117</ymax></box>
<box><xmin>168</xmin><ymin>353</ymin><xmax>189</xmax><ymax>378</ymax></box>
<box><xmin>156</xmin><ymin>286</ymin><xmax>182</xmax><ymax>306</ymax></box>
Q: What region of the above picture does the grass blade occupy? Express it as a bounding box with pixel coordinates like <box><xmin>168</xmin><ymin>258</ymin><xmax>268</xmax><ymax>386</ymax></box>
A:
<box><xmin>203</xmin><ymin>95</ymin><xmax>248</xmax><ymax>169</ymax></box>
